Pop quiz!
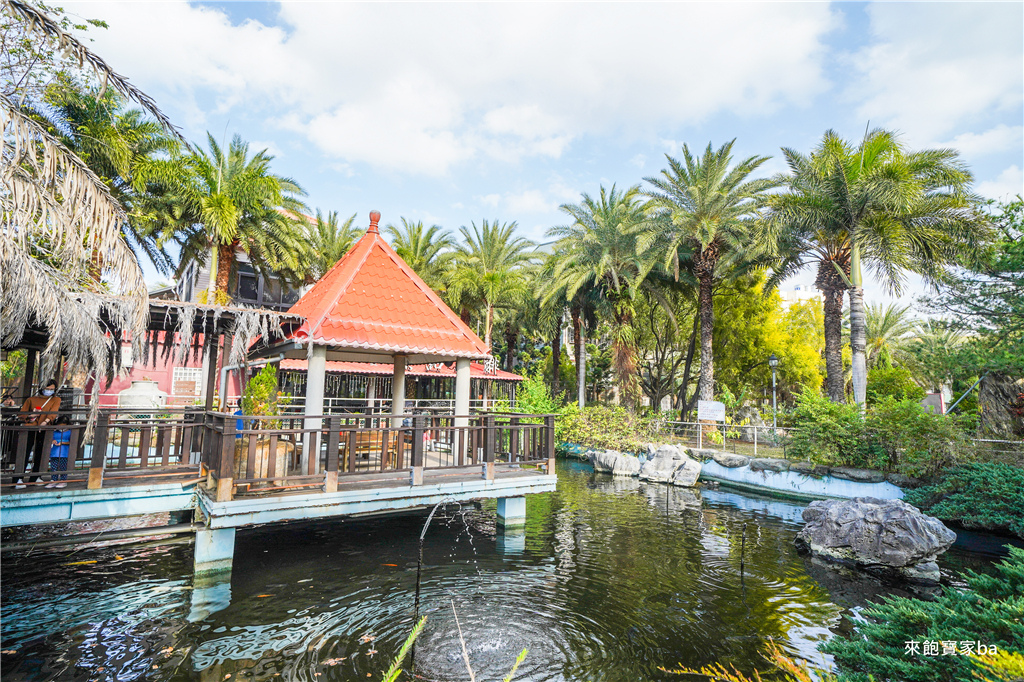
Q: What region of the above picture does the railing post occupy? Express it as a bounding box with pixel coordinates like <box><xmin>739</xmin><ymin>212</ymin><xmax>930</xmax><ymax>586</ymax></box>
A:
<box><xmin>216</xmin><ymin>414</ymin><xmax>235</xmax><ymax>502</ymax></box>
<box><xmin>544</xmin><ymin>415</ymin><xmax>556</xmax><ymax>474</ymax></box>
<box><xmin>483</xmin><ymin>415</ymin><xmax>495</xmax><ymax>480</ymax></box>
<box><xmin>325</xmin><ymin>415</ymin><xmax>340</xmax><ymax>493</ymax></box>
<box><xmin>411</xmin><ymin>414</ymin><xmax>425</xmax><ymax>486</ymax></box>
<box><xmin>88</xmin><ymin>412</ymin><xmax>109</xmax><ymax>489</ymax></box>
<box><xmin>510</xmin><ymin>416</ymin><xmax>520</xmax><ymax>462</ymax></box>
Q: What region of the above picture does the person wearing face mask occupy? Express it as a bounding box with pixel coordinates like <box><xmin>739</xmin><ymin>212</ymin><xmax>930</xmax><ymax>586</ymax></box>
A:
<box><xmin>15</xmin><ymin>380</ymin><xmax>61</xmax><ymax>489</ymax></box>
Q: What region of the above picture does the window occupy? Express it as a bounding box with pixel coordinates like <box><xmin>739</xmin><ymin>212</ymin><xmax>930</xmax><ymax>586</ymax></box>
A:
<box><xmin>172</xmin><ymin>367</ymin><xmax>204</xmax><ymax>396</ymax></box>
<box><xmin>237</xmin><ymin>273</ymin><xmax>259</xmax><ymax>302</ymax></box>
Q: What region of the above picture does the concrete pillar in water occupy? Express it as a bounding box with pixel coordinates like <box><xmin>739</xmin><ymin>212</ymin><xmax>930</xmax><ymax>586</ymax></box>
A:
<box><xmin>392</xmin><ymin>354</ymin><xmax>407</xmax><ymax>427</ymax></box>
<box><xmin>303</xmin><ymin>344</ymin><xmax>327</xmax><ymax>472</ymax></box>
<box><xmin>188</xmin><ymin>571</ymin><xmax>232</xmax><ymax>622</ymax></box>
<box><xmin>194</xmin><ymin>527</ymin><xmax>236</xmax><ymax>576</ymax></box>
<box><xmin>496</xmin><ymin>496</ymin><xmax>526</xmax><ymax>527</ymax></box>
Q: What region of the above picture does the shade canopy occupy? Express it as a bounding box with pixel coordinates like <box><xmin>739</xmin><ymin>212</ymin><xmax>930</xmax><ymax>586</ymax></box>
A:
<box><xmin>279</xmin><ymin>359</ymin><xmax>524</xmax><ymax>382</ymax></box>
<box><xmin>259</xmin><ymin>211</ymin><xmax>490</xmax><ymax>364</ymax></box>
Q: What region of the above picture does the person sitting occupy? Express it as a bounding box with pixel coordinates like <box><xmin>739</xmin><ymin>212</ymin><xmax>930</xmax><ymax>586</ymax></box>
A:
<box><xmin>44</xmin><ymin>416</ymin><xmax>71</xmax><ymax>489</ymax></box>
<box><xmin>16</xmin><ymin>380</ymin><xmax>61</xmax><ymax>489</ymax></box>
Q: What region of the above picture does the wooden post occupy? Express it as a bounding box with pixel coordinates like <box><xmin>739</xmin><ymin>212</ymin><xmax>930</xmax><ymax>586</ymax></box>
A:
<box><xmin>545</xmin><ymin>415</ymin><xmax>556</xmax><ymax>474</ymax></box>
<box><xmin>483</xmin><ymin>415</ymin><xmax>495</xmax><ymax>480</ymax></box>
<box><xmin>510</xmin><ymin>416</ymin><xmax>520</xmax><ymax>463</ymax></box>
<box><xmin>216</xmin><ymin>414</ymin><xmax>235</xmax><ymax>502</ymax></box>
<box><xmin>204</xmin><ymin>334</ymin><xmax>221</xmax><ymax>411</ymax></box>
<box><xmin>411</xmin><ymin>414</ymin><xmax>424</xmax><ymax>486</ymax></box>
<box><xmin>88</xmin><ymin>412</ymin><xmax>108</xmax><ymax>489</ymax></box>
<box><xmin>325</xmin><ymin>415</ymin><xmax>340</xmax><ymax>493</ymax></box>
<box><xmin>21</xmin><ymin>349</ymin><xmax>36</xmax><ymax>397</ymax></box>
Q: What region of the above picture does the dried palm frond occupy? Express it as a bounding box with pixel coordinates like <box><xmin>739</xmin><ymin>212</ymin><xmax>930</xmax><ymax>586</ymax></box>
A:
<box><xmin>3</xmin><ymin>0</ymin><xmax>183</xmax><ymax>141</ymax></box>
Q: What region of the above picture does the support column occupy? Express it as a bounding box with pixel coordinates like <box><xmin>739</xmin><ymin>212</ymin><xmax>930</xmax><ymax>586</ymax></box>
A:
<box><xmin>22</xmin><ymin>349</ymin><xmax>36</xmax><ymax>397</ymax></box>
<box><xmin>392</xmin><ymin>354</ymin><xmax>407</xmax><ymax>427</ymax></box>
<box><xmin>203</xmin><ymin>334</ymin><xmax>221</xmax><ymax>411</ymax></box>
<box><xmin>303</xmin><ymin>344</ymin><xmax>327</xmax><ymax>473</ymax></box>
<box><xmin>496</xmin><ymin>496</ymin><xmax>526</xmax><ymax>527</ymax></box>
<box><xmin>454</xmin><ymin>358</ymin><xmax>471</xmax><ymax>423</ymax></box>
<box><xmin>194</xmin><ymin>527</ymin><xmax>236</xmax><ymax>575</ymax></box>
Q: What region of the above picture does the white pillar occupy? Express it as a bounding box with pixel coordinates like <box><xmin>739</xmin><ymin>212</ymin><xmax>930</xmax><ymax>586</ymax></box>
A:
<box><xmin>367</xmin><ymin>376</ymin><xmax>377</xmax><ymax>413</ymax></box>
<box><xmin>497</xmin><ymin>496</ymin><xmax>526</xmax><ymax>527</ymax></box>
<box><xmin>455</xmin><ymin>358</ymin><xmax>471</xmax><ymax>426</ymax></box>
<box><xmin>303</xmin><ymin>344</ymin><xmax>327</xmax><ymax>472</ymax></box>
<box><xmin>392</xmin><ymin>354</ymin><xmax>407</xmax><ymax>427</ymax></box>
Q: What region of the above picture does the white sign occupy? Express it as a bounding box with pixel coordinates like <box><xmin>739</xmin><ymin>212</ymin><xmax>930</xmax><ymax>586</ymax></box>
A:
<box><xmin>697</xmin><ymin>400</ymin><xmax>726</xmax><ymax>422</ymax></box>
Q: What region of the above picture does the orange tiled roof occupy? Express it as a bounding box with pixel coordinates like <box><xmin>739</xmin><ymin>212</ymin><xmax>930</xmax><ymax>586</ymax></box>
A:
<box><xmin>286</xmin><ymin>211</ymin><xmax>490</xmax><ymax>360</ymax></box>
<box><xmin>278</xmin><ymin>359</ymin><xmax>524</xmax><ymax>381</ymax></box>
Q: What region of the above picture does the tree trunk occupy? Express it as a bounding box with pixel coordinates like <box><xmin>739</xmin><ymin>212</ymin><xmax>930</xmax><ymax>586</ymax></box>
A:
<box><xmin>822</xmin><ymin>287</ymin><xmax>846</xmax><ymax>402</ymax></box>
<box><xmin>460</xmin><ymin>307</ymin><xmax>471</xmax><ymax>325</ymax></box>
<box><xmin>696</xmin><ymin>272</ymin><xmax>715</xmax><ymax>402</ymax></box>
<box><xmin>849</xmin><ymin>285</ymin><xmax>867</xmax><ymax>408</ymax></box>
<box><xmin>484</xmin><ymin>304</ymin><xmax>494</xmax><ymax>349</ymax></box>
<box><xmin>612</xmin><ymin>303</ymin><xmax>639</xmax><ymax>409</ymax></box>
<box><xmin>215</xmin><ymin>243</ymin><xmax>234</xmax><ymax>297</ymax></box>
<box><xmin>678</xmin><ymin>314</ymin><xmax>699</xmax><ymax>418</ymax></box>
<box><xmin>504</xmin><ymin>324</ymin><xmax>517</xmax><ymax>372</ymax></box>
<box><xmin>206</xmin><ymin>243</ymin><xmax>219</xmax><ymax>302</ymax></box>
<box><xmin>572</xmin><ymin>309</ymin><xmax>586</xmax><ymax>408</ymax></box>
<box><xmin>551</xmin><ymin>325</ymin><xmax>561</xmax><ymax>399</ymax></box>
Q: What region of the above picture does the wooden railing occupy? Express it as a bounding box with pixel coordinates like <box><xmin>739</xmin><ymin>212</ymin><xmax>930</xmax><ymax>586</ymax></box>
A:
<box><xmin>199</xmin><ymin>412</ymin><xmax>557</xmax><ymax>501</ymax></box>
<box><xmin>1</xmin><ymin>407</ymin><xmax>205</xmax><ymax>491</ymax></box>
<box><xmin>1</xmin><ymin>408</ymin><xmax>555</xmax><ymax>497</ymax></box>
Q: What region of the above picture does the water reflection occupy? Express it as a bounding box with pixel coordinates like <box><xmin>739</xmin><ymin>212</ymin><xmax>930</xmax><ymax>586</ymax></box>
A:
<box><xmin>2</xmin><ymin>462</ymin><xmax>1017</xmax><ymax>681</ymax></box>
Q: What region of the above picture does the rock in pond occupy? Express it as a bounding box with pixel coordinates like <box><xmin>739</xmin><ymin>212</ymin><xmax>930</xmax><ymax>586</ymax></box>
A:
<box><xmin>589</xmin><ymin>449</ymin><xmax>641</xmax><ymax>477</ymax></box>
<box><xmin>830</xmin><ymin>466</ymin><xmax>886</xmax><ymax>483</ymax></box>
<box><xmin>796</xmin><ymin>497</ymin><xmax>956</xmax><ymax>584</ymax></box>
<box><xmin>749</xmin><ymin>457</ymin><xmax>790</xmax><ymax>472</ymax></box>
<box><xmin>638</xmin><ymin>444</ymin><xmax>701</xmax><ymax>487</ymax></box>
<box><xmin>789</xmin><ymin>461</ymin><xmax>830</xmax><ymax>476</ymax></box>
<box><xmin>704</xmin><ymin>451</ymin><xmax>750</xmax><ymax>468</ymax></box>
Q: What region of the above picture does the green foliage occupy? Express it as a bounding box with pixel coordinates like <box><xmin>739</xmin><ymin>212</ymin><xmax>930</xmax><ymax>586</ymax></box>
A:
<box><xmin>786</xmin><ymin>391</ymin><xmax>879</xmax><ymax>468</ymax></box>
<box><xmin>867</xmin><ymin>397</ymin><xmax>973</xmax><ymax>477</ymax></box>
<box><xmin>381</xmin><ymin>616</ymin><xmax>426</xmax><ymax>682</ymax></box>
<box><xmin>822</xmin><ymin>546</ymin><xmax>1024</xmax><ymax>682</ymax></box>
<box><xmin>556</xmin><ymin>404</ymin><xmax>656</xmax><ymax>455</ymax></box>
<box><xmin>241</xmin><ymin>365</ymin><xmax>284</xmax><ymax>427</ymax></box>
<box><xmin>867</xmin><ymin>365</ymin><xmax>927</xmax><ymax>405</ymax></box>
<box><xmin>1</xmin><ymin>349</ymin><xmax>25</xmax><ymax>386</ymax></box>
<box><xmin>515</xmin><ymin>372</ymin><xmax>561</xmax><ymax>415</ymax></box>
<box><xmin>787</xmin><ymin>391</ymin><xmax>973</xmax><ymax>475</ymax></box>
<box><xmin>904</xmin><ymin>463</ymin><xmax>1024</xmax><ymax>538</ymax></box>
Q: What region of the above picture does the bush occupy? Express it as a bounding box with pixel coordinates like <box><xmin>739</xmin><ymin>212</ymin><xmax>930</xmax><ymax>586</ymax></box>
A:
<box><xmin>786</xmin><ymin>392</ymin><xmax>882</xmax><ymax>468</ymax></box>
<box><xmin>821</xmin><ymin>546</ymin><xmax>1024</xmax><ymax>682</ymax></box>
<box><xmin>555</xmin><ymin>404</ymin><xmax>655</xmax><ymax>455</ymax></box>
<box><xmin>242</xmin><ymin>365</ymin><xmax>284</xmax><ymax>427</ymax></box>
<box><xmin>904</xmin><ymin>463</ymin><xmax>1024</xmax><ymax>538</ymax></box>
<box><xmin>514</xmin><ymin>372</ymin><xmax>561</xmax><ymax>415</ymax></box>
<box><xmin>866</xmin><ymin>397</ymin><xmax>973</xmax><ymax>477</ymax></box>
<box><xmin>867</xmin><ymin>365</ymin><xmax>927</xmax><ymax>405</ymax></box>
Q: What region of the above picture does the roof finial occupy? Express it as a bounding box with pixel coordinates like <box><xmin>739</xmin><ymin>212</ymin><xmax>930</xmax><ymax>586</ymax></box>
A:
<box><xmin>368</xmin><ymin>210</ymin><xmax>381</xmax><ymax>234</ymax></box>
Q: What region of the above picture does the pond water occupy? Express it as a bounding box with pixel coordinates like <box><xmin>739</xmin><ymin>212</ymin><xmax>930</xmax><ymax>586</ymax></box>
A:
<box><xmin>2</xmin><ymin>460</ymin><xmax>1018</xmax><ymax>682</ymax></box>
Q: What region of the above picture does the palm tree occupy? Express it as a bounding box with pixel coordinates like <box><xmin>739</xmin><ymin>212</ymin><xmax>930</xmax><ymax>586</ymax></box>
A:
<box><xmin>304</xmin><ymin>210</ymin><xmax>357</xmax><ymax>280</ymax></box>
<box><xmin>544</xmin><ymin>185</ymin><xmax>658</xmax><ymax>406</ymax></box>
<box><xmin>35</xmin><ymin>78</ymin><xmax>182</xmax><ymax>276</ymax></box>
<box><xmin>169</xmin><ymin>133</ymin><xmax>309</xmax><ymax>301</ymax></box>
<box><xmin>763</xmin><ymin>129</ymin><xmax>987</xmax><ymax>405</ymax></box>
<box><xmin>384</xmin><ymin>218</ymin><xmax>455</xmax><ymax>293</ymax></box>
<box><xmin>447</xmin><ymin>220</ymin><xmax>534</xmax><ymax>349</ymax></box>
<box><xmin>863</xmin><ymin>302</ymin><xmax>916</xmax><ymax>368</ymax></box>
<box><xmin>643</xmin><ymin>141</ymin><xmax>778</xmax><ymax>402</ymax></box>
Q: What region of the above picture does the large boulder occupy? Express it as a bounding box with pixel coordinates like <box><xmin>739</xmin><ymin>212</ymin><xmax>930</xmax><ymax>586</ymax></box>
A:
<box><xmin>638</xmin><ymin>444</ymin><xmax>702</xmax><ymax>487</ymax></box>
<box><xmin>702</xmin><ymin>450</ymin><xmax>750</xmax><ymax>468</ymax></box>
<box><xmin>589</xmin><ymin>449</ymin><xmax>641</xmax><ymax>477</ymax></box>
<box><xmin>796</xmin><ymin>497</ymin><xmax>956</xmax><ymax>584</ymax></box>
<box><xmin>830</xmin><ymin>466</ymin><xmax>886</xmax><ymax>483</ymax></box>
<box><xmin>734</xmin><ymin>405</ymin><xmax>766</xmax><ymax>442</ymax></box>
<box><xmin>749</xmin><ymin>457</ymin><xmax>790</xmax><ymax>472</ymax></box>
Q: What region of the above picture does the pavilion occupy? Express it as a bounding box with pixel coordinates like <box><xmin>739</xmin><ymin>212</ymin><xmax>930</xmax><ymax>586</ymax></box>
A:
<box><xmin>254</xmin><ymin>211</ymin><xmax>491</xmax><ymax>462</ymax></box>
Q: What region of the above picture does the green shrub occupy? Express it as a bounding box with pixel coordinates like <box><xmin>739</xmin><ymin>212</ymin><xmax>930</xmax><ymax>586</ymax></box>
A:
<box><xmin>904</xmin><ymin>463</ymin><xmax>1024</xmax><ymax>538</ymax></box>
<box><xmin>867</xmin><ymin>365</ymin><xmax>927</xmax><ymax>405</ymax></box>
<box><xmin>866</xmin><ymin>397</ymin><xmax>973</xmax><ymax>477</ymax></box>
<box><xmin>242</xmin><ymin>365</ymin><xmax>284</xmax><ymax>427</ymax></box>
<box><xmin>555</xmin><ymin>404</ymin><xmax>655</xmax><ymax>455</ymax></box>
<box><xmin>786</xmin><ymin>392</ymin><xmax>881</xmax><ymax>468</ymax></box>
<box><xmin>821</xmin><ymin>546</ymin><xmax>1024</xmax><ymax>682</ymax></box>
<box><xmin>514</xmin><ymin>372</ymin><xmax>561</xmax><ymax>415</ymax></box>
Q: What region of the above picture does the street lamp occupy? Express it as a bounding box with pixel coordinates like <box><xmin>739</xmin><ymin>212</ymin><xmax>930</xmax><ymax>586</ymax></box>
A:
<box><xmin>768</xmin><ymin>353</ymin><xmax>779</xmax><ymax>432</ymax></box>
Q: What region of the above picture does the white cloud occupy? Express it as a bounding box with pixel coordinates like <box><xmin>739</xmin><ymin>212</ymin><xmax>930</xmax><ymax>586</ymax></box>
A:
<box><xmin>944</xmin><ymin>125</ymin><xmax>1024</xmax><ymax>159</ymax></box>
<box><xmin>847</xmin><ymin>3</ymin><xmax>1023</xmax><ymax>144</ymax></box>
<box><xmin>479</xmin><ymin>194</ymin><xmax>501</xmax><ymax>208</ymax></box>
<box><xmin>504</xmin><ymin>190</ymin><xmax>556</xmax><ymax>215</ymax></box>
<box><xmin>976</xmin><ymin>166</ymin><xmax>1024</xmax><ymax>202</ymax></box>
<box><xmin>76</xmin><ymin>1</ymin><xmax>838</xmax><ymax>175</ymax></box>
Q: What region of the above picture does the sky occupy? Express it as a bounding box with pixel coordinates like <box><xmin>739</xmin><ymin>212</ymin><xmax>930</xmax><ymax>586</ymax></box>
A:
<box><xmin>65</xmin><ymin>1</ymin><xmax>1024</xmax><ymax>308</ymax></box>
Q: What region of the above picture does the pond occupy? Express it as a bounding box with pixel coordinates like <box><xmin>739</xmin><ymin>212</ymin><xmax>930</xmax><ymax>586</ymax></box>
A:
<box><xmin>2</xmin><ymin>460</ymin><xmax>1018</xmax><ymax>682</ymax></box>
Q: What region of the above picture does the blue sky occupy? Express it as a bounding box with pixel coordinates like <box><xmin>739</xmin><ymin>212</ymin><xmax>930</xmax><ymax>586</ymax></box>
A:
<box><xmin>68</xmin><ymin>1</ymin><xmax>1023</xmax><ymax>305</ymax></box>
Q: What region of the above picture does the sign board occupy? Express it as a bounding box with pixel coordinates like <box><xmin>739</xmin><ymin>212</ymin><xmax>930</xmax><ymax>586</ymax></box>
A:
<box><xmin>173</xmin><ymin>380</ymin><xmax>197</xmax><ymax>397</ymax></box>
<box><xmin>697</xmin><ymin>400</ymin><xmax>726</xmax><ymax>422</ymax></box>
